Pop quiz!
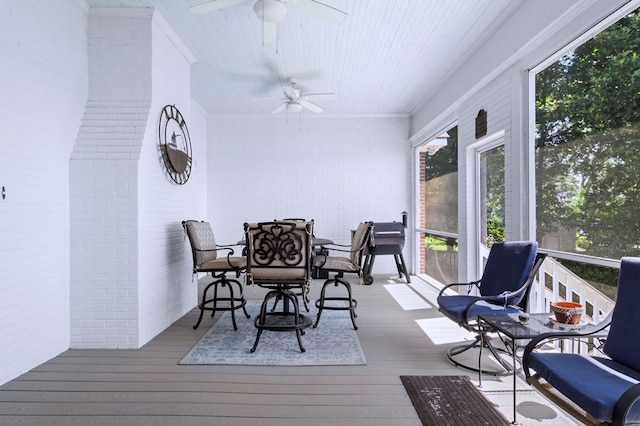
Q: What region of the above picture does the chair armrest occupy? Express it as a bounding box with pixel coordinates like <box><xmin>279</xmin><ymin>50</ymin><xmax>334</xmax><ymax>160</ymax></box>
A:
<box><xmin>322</xmin><ymin>242</ymin><xmax>352</xmax><ymax>251</ymax></box>
<box><xmin>614</xmin><ymin>383</ymin><xmax>640</xmax><ymax>425</ymax></box>
<box><xmin>193</xmin><ymin>246</ymin><xmax>246</xmax><ymax>273</ymax></box>
<box><xmin>313</xmin><ymin>245</ymin><xmax>353</xmax><ymax>270</ymax></box>
<box><xmin>522</xmin><ymin>321</ymin><xmax>611</xmax><ymax>380</ymax></box>
<box><xmin>194</xmin><ymin>246</ymin><xmax>235</xmax><ymax>255</ymax></box>
<box><xmin>437</xmin><ymin>280</ymin><xmax>481</xmax><ymax>298</ymax></box>
<box><xmin>313</xmin><ymin>242</ymin><xmax>364</xmax><ymax>270</ymax></box>
<box><xmin>472</xmin><ymin>288</ymin><xmax>525</xmax><ymax>305</ymax></box>
<box><xmin>216</xmin><ymin>243</ymin><xmax>243</xmax><ymax>248</ymax></box>
<box><xmin>321</xmin><ymin>239</ymin><xmax>367</xmax><ymax>256</ymax></box>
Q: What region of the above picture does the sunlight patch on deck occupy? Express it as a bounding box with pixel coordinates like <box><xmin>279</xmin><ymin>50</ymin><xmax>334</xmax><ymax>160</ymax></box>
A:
<box><xmin>383</xmin><ymin>284</ymin><xmax>431</xmax><ymax>310</ymax></box>
<box><xmin>415</xmin><ymin>317</ymin><xmax>475</xmax><ymax>345</ymax></box>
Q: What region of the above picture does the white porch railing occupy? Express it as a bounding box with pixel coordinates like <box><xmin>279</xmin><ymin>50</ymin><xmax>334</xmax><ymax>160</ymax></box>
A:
<box><xmin>528</xmin><ymin>255</ymin><xmax>615</xmax><ymax>324</ymax></box>
<box><xmin>525</xmin><ymin>255</ymin><xmax>615</xmax><ymax>355</ymax></box>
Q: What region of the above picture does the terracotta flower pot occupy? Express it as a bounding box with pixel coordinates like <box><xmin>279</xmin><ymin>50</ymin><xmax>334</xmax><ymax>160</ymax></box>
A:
<box><xmin>551</xmin><ymin>301</ymin><xmax>584</xmax><ymax>324</ymax></box>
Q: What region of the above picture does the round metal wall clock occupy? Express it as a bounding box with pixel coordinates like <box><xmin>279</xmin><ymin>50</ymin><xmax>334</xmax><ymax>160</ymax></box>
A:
<box><xmin>158</xmin><ymin>104</ymin><xmax>192</xmax><ymax>185</ymax></box>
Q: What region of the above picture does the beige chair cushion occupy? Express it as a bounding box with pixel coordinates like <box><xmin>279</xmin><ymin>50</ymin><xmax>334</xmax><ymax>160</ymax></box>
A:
<box><xmin>314</xmin><ymin>255</ymin><xmax>359</xmax><ymax>273</ymax></box>
<box><xmin>184</xmin><ymin>220</ymin><xmax>217</xmax><ymax>265</ymax></box>
<box><xmin>249</xmin><ymin>267</ymin><xmax>308</xmax><ymax>281</ymax></box>
<box><xmin>313</xmin><ymin>222</ymin><xmax>372</xmax><ymax>273</ymax></box>
<box><xmin>199</xmin><ymin>256</ymin><xmax>246</xmax><ymax>271</ymax></box>
<box><xmin>350</xmin><ymin>222</ymin><xmax>371</xmax><ymax>265</ymax></box>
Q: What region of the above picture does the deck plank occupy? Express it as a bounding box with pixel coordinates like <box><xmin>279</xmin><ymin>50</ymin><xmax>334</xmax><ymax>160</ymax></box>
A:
<box><xmin>0</xmin><ymin>276</ymin><xmax>577</xmax><ymax>426</ymax></box>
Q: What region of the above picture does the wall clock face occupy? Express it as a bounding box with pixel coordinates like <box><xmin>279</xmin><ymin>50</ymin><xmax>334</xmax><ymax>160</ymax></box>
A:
<box><xmin>158</xmin><ymin>104</ymin><xmax>192</xmax><ymax>185</ymax></box>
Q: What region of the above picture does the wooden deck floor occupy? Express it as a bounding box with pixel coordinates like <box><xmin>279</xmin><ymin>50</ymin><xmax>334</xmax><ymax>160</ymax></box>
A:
<box><xmin>0</xmin><ymin>275</ymin><xmax>578</xmax><ymax>426</ymax></box>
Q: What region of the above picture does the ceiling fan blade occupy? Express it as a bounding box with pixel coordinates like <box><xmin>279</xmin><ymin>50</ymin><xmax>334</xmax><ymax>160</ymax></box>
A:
<box><xmin>296</xmin><ymin>0</ymin><xmax>348</xmax><ymax>25</ymax></box>
<box><xmin>303</xmin><ymin>92</ymin><xmax>336</xmax><ymax>100</ymax></box>
<box><xmin>272</xmin><ymin>102</ymin><xmax>288</xmax><ymax>114</ymax></box>
<box><xmin>300</xmin><ymin>100</ymin><xmax>324</xmax><ymax>113</ymax></box>
<box><xmin>189</xmin><ymin>0</ymin><xmax>247</xmax><ymax>14</ymax></box>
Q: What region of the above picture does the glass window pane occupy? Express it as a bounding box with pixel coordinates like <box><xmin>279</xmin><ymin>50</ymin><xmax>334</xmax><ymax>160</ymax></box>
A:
<box><xmin>535</xmin><ymin>8</ymin><xmax>640</xmax><ymax>260</ymax></box>
<box><xmin>479</xmin><ymin>145</ymin><xmax>505</xmax><ymax>247</ymax></box>
<box><xmin>422</xmin><ymin>127</ymin><xmax>458</xmax><ymax>233</ymax></box>
<box><xmin>419</xmin><ymin>126</ymin><xmax>458</xmax><ymax>282</ymax></box>
<box><xmin>422</xmin><ymin>232</ymin><xmax>458</xmax><ymax>284</ymax></box>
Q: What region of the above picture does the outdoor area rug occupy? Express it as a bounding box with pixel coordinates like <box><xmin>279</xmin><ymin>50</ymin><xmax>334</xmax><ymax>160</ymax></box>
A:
<box><xmin>400</xmin><ymin>375</ymin><xmax>510</xmax><ymax>426</ymax></box>
<box><xmin>180</xmin><ymin>300</ymin><xmax>366</xmax><ymax>366</ymax></box>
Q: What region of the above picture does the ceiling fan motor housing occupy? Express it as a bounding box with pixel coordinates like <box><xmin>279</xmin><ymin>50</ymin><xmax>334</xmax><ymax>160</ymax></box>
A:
<box><xmin>253</xmin><ymin>0</ymin><xmax>287</xmax><ymax>23</ymax></box>
<box><xmin>286</xmin><ymin>101</ymin><xmax>304</xmax><ymax>113</ymax></box>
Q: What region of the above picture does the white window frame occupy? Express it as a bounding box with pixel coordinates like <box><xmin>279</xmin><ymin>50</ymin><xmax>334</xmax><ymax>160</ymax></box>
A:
<box><xmin>465</xmin><ymin>130</ymin><xmax>505</xmax><ymax>278</ymax></box>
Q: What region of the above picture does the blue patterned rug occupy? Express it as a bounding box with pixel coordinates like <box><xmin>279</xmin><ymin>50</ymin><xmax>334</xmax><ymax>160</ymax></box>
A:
<box><xmin>179</xmin><ymin>300</ymin><xmax>367</xmax><ymax>366</ymax></box>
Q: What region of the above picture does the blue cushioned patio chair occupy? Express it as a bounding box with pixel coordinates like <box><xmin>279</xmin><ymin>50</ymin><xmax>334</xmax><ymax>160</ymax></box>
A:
<box><xmin>437</xmin><ymin>241</ymin><xmax>545</xmax><ymax>374</ymax></box>
<box><xmin>523</xmin><ymin>257</ymin><xmax>640</xmax><ymax>426</ymax></box>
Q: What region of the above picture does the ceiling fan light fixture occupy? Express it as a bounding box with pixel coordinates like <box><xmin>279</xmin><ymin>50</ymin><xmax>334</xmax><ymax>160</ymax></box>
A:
<box><xmin>253</xmin><ymin>0</ymin><xmax>287</xmax><ymax>23</ymax></box>
<box><xmin>286</xmin><ymin>101</ymin><xmax>303</xmax><ymax>113</ymax></box>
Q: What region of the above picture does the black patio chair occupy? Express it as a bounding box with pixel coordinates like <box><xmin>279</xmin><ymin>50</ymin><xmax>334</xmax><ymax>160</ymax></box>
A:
<box><xmin>182</xmin><ymin>220</ymin><xmax>250</xmax><ymax>330</ymax></box>
<box><xmin>312</xmin><ymin>221</ymin><xmax>374</xmax><ymax>330</ymax></box>
<box><xmin>244</xmin><ymin>220</ymin><xmax>314</xmax><ymax>353</ymax></box>
<box><xmin>436</xmin><ymin>241</ymin><xmax>545</xmax><ymax>373</ymax></box>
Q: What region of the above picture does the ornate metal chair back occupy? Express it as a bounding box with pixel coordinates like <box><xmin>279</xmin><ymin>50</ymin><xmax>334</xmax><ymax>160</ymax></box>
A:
<box><xmin>243</xmin><ymin>220</ymin><xmax>314</xmax><ymax>287</ymax></box>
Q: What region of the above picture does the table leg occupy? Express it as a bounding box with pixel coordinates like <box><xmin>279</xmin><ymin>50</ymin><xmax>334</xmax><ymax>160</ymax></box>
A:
<box><xmin>478</xmin><ymin>321</ymin><xmax>484</xmax><ymax>387</ymax></box>
<box><xmin>511</xmin><ymin>339</ymin><xmax>517</xmax><ymax>424</ymax></box>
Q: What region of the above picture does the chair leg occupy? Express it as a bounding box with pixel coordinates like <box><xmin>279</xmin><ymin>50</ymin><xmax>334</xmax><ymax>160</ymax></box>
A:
<box><xmin>193</xmin><ymin>280</ymin><xmax>217</xmax><ymax>329</ymax></box>
<box><xmin>313</xmin><ymin>275</ymin><xmax>358</xmax><ymax>330</ymax></box>
<box><xmin>225</xmin><ymin>281</ymin><xmax>238</xmax><ymax>331</ymax></box>
<box><xmin>251</xmin><ymin>293</ymin><xmax>274</xmax><ymax>353</ymax></box>
<box><xmin>251</xmin><ymin>289</ymin><xmax>308</xmax><ymax>353</ymax></box>
<box><xmin>285</xmin><ymin>291</ymin><xmax>306</xmax><ymax>352</ymax></box>
<box><xmin>250</xmin><ymin>328</ymin><xmax>264</xmax><ymax>353</ymax></box>
<box><xmin>446</xmin><ymin>333</ymin><xmax>514</xmax><ymax>376</ymax></box>
<box><xmin>269</xmin><ymin>284</ymin><xmax>309</xmax><ymax>313</ymax></box>
<box><xmin>193</xmin><ymin>276</ymin><xmax>250</xmax><ymax>330</ymax></box>
<box><xmin>230</xmin><ymin>279</ymin><xmax>251</xmax><ymax>320</ymax></box>
<box><xmin>313</xmin><ymin>281</ymin><xmax>329</xmax><ymax>328</ymax></box>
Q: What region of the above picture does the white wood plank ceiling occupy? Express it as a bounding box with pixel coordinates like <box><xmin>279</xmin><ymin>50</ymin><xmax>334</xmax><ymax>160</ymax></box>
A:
<box><xmin>83</xmin><ymin>0</ymin><xmax>525</xmax><ymax>115</ymax></box>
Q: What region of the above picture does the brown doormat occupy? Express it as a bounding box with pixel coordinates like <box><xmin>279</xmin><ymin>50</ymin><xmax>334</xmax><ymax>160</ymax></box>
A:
<box><xmin>400</xmin><ymin>375</ymin><xmax>510</xmax><ymax>426</ymax></box>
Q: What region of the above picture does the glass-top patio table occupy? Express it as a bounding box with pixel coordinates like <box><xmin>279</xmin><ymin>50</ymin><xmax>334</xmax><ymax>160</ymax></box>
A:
<box><xmin>477</xmin><ymin>312</ymin><xmax>590</xmax><ymax>424</ymax></box>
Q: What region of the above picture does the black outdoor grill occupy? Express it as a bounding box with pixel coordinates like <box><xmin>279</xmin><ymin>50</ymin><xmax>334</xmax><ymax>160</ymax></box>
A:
<box><xmin>362</xmin><ymin>212</ymin><xmax>411</xmax><ymax>285</ymax></box>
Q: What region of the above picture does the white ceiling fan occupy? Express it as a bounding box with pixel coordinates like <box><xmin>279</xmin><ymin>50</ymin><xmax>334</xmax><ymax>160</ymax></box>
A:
<box><xmin>190</xmin><ymin>0</ymin><xmax>348</xmax><ymax>43</ymax></box>
<box><xmin>271</xmin><ymin>78</ymin><xmax>335</xmax><ymax>114</ymax></box>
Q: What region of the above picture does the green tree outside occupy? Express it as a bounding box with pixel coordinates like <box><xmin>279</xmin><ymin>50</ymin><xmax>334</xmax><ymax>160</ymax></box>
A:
<box><xmin>535</xmin><ymin>8</ymin><xmax>640</xmax><ymax>267</ymax></box>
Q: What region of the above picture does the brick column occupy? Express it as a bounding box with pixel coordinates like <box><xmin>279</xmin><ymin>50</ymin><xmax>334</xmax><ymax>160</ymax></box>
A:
<box><xmin>69</xmin><ymin>9</ymin><xmax>153</xmax><ymax>349</ymax></box>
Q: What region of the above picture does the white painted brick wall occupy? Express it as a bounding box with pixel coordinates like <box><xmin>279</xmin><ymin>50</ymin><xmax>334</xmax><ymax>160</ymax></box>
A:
<box><xmin>70</xmin><ymin>8</ymin><xmax>201</xmax><ymax>349</ymax></box>
<box><xmin>71</xmin><ymin>123</ymin><xmax>143</xmax><ymax>348</ymax></box>
<box><xmin>137</xmin><ymin>18</ymin><xmax>203</xmax><ymax>345</ymax></box>
<box><xmin>69</xmin><ymin>9</ymin><xmax>153</xmax><ymax>349</ymax></box>
<box><xmin>207</xmin><ymin>114</ymin><xmax>412</xmax><ymax>275</ymax></box>
<box><xmin>457</xmin><ymin>76</ymin><xmax>512</xmax><ymax>282</ymax></box>
<box><xmin>87</xmin><ymin>8</ymin><xmax>153</xmax><ymax>102</ymax></box>
<box><xmin>0</xmin><ymin>0</ymin><xmax>88</xmax><ymax>385</ymax></box>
